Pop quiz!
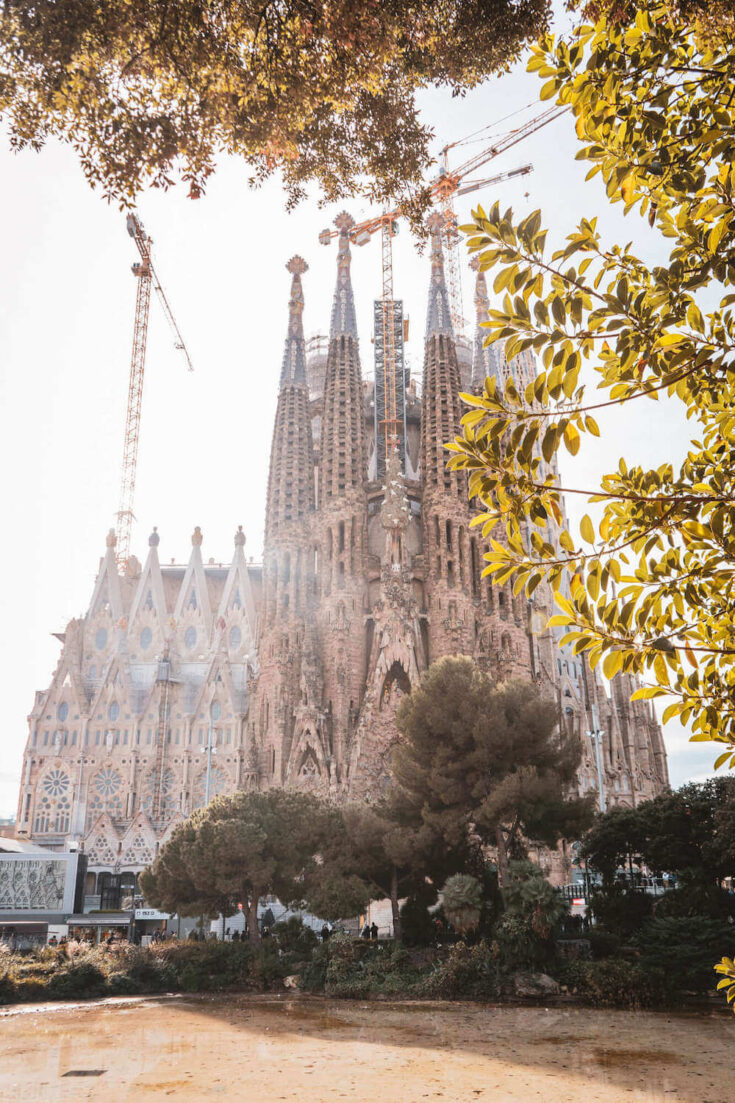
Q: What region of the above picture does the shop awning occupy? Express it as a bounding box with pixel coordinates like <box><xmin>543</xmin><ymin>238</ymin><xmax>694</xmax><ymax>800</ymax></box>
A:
<box><xmin>67</xmin><ymin>913</ymin><xmax>133</xmax><ymax>926</ymax></box>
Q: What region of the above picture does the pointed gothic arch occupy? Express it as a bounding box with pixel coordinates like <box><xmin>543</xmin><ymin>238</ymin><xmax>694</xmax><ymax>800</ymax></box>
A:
<box><xmin>33</xmin><ymin>765</ymin><xmax>73</xmax><ymax>834</ymax></box>
<box><xmin>379</xmin><ymin>660</ymin><xmax>411</xmax><ymax>710</ymax></box>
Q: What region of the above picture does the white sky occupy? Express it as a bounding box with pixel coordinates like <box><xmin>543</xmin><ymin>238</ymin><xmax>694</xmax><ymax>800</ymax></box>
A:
<box><xmin>0</xmin><ymin>46</ymin><xmax>718</xmax><ymax>817</ymax></box>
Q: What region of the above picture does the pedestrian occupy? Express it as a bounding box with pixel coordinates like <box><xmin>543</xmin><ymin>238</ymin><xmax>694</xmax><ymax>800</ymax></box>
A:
<box><xmin>321</xmin><ymin>923</ymin><xmax>331</xmax><ymax>943</ymax></box>
<box><xmin>232</xmin><ymin>929</ymin><xmax>240</xmax><ymax>942</ymax></box>
<box><xmin>48</xmin><ymin>934</ymin><xmax>58</xmax><ymax>947</ymax></box>
<box><xmin>370</xmin><ymin>922</ymin><xmax>378</xmax><ymax>940</ymax></box>
<box><xmin>361</xmin><ymin>923</ymin><xmax>370</xmax><ymax>940</ymax></box>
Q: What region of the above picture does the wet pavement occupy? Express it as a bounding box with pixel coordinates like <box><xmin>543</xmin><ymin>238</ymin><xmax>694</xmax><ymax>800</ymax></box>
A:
<box><xmin>1</xmin><ymin>993</ymin><xmax>733</xmax><ymax>1102</ymax></box>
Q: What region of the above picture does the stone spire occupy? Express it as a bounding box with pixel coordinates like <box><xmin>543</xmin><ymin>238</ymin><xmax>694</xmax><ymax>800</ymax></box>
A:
<box><xmin>425</xmin><ymin>212</ymin><xmax>454</xmax><ymax>341</ymax></box>
<box><xmin>421</xmin><ymin>213</ymin><xmax>464</xmax><ymax>498</ymax></box>
<box><xmin>319</xmin><ymin>216</ymin><xmax>366</xmax><ymax>505</ymax></box>
<box><xmin>329</xmin><ymin>212</ymin><xmax>359</xmax><ymax>341</ymax></box>
<box><xmin>470</xmin><ymin>255</ymin><xmax>504</xmax><ymax>391</ymax></box>
<box><xmin>265</xmin><ymin>257</ymin><xmax>315</xmax><ymax>541</ymax></box>
<box><xmin>280</xmin><ymin>256</ymin><xmax>308</xmax><ymax>386</ymax></box>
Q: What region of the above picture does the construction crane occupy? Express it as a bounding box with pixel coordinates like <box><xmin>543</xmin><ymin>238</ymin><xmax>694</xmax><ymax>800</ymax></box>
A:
<box><xmin>436</xmin><ymin>104</ymin><xmax>567</xmax><ymax>335</ymax></box>
<box><xmin>319</xmin><ymin>104</ymin><xmax>566</xmax><ymax>479</ymax></box>
<box><xmin>116</xmin><ymin>215</ymin><xmax>193</xmax><ymax>569</ymax></box>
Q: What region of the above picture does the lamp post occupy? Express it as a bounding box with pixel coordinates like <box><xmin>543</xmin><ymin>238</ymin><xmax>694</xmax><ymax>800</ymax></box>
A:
<box><xmin>587</xmin><ymin>701</ymin><xmax>607</xmax><ymax>814</ymax></box>
<box><xmin>199</xmin><ymin>722</ymin><xmax>217</xmax><ymax>806</ymax></box>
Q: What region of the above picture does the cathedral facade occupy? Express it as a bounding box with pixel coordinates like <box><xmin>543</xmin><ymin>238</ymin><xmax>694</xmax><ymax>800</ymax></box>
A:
<box><xmin>15</xmin><ymin>213</ymin><xmax>669</xmax><ymax>895</ymax></box>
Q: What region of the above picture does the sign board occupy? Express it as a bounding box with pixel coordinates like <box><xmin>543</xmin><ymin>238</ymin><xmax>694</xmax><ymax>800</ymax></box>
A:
<box><xmin>135</xmin><ymin>908</ymin><xmax>169</xmax><ymax>921</ymax></box>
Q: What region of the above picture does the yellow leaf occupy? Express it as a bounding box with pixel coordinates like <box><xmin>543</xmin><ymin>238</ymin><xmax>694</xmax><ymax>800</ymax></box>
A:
<box><xmin>580</xmin><ymin>514</ymin><xmax>595</xmax><ymax>544</ymax></box>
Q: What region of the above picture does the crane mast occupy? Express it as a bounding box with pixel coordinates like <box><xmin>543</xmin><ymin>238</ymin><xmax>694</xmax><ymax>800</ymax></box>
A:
<box><xmin>115</xmin><ymin>214</ymin><xmax>192</xmax><ymax>569</ymax></box>
<box><xmin>380</xmin><ymin>215</ymin><xmax>401</xmax><ymax>476</ymax></box>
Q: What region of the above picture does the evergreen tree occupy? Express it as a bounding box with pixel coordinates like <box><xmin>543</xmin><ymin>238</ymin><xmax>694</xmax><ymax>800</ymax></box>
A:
<box><xmin>141</xmin><ymin>788</ymin><xmax>340</xmax><ymax>944</ymax></box>
<box><xmin>393</xmin><ymin>656</ymin><xmax>593</xmax><ymax>884</ymax></box>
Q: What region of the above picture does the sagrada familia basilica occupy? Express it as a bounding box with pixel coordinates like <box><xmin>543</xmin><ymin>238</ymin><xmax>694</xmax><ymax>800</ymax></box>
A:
<box><xmin>15</xmin><ymin>212</ymin><xmax>669</xmax><ymax>893</ymax></box>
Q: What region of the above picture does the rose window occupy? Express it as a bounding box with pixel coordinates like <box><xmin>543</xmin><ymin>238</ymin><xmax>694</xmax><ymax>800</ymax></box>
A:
<box><xmin>94</xmin><ymin>767</ymin><xmax>122</xmax><ymax>798</ymax></box>
<box><xmin>194</xmin><ymin>766</ymin><xmax>229</xmax><ymax>809</ymax></box>
<box><xmin>42</xmin><ymin>770</ymin><xmax>70</xmax><ymax>798</ymax></box>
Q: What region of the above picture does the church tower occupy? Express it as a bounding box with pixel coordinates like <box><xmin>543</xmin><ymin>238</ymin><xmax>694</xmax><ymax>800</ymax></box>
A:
<box><xmin>421</xmin><ymin>213</ymin><xmax>475</xmax><ymax>660</ymax></box>
<box><xmin>312</xmin><ymin>213</ymin><xmax>368</xmax><ymax>786</ymax></box>
<box><xmin>258</xmin><ymin>257</ymin><xmax>316</xmax><ymax>783</ymax></box>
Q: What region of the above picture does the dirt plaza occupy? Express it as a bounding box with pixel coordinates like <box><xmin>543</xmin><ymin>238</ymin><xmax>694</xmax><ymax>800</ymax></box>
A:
<box><xmin>1</xmin><ymin>994</ymin><xmax>733</xmax><ymax>1102</ymax></box>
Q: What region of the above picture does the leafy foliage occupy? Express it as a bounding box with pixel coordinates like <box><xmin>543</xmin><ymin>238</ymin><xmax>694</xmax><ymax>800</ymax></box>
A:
<box><xmin>559</xmin><ymin>956</ymin><xmax>666</xmax><ymax>1008</ymax></box>
<box><xmin>449</xmin><ymin>1</ymin><xmax>735</xmax><ymax>760</ymax></box>
<box><xmin>141</xmin><ymin>788</ymin><xmax>343</xmax><ymax>943</ymax></box>
<box><xmin>714</xmin><ymin>956</ymin><xmax>735</xmax><ymax>1007</ymax></box>
<box><xmin>634</xmin><ymin>914</ymin><xmax>734</xmax><ymax>991</ymax></box>
<box><xmin>393</xmin><ymin>657</ymin><xmax>593</xmax><ymax>882</ymax></box>
<box><xmin>493</xmin><ymin>859</ymin><xmax>568</xmax><ymax>965</ymax></box>
<box><xmin>441</xmin><ymin>873</ymin><xmax>483</xmax><ymax>934</ymax></box>
<box><xmin>422</xmin><ymin>940</ymin><xmax>501</xmax><ymax>1000</ymax></box>
<box><xmin>0</xmin><ymin>0</ymin><xmax>549</xmax><ymax>214</ymax></box>
<box><xmin>583</xmin><ymin>778</ymin><xmax>735</xmax><ymax>889</ymax></box>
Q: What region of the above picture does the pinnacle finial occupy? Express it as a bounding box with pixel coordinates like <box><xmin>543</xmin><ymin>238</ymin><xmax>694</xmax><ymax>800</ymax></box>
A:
<box><xmin>425</xmin><ymin>211</ymin><xmax>454</xmax><ymax>340</ymax></box>
<box><xmin>106</xmin><ymin>529</ymin><xmax>117</xmax><ymax>548</ymax></box>
<box><xmin>329</xmin><ymin>212</ymin><xmax>359</xmax><ymax>342</ymax></box>
<box><xmin>286</xmin><ymin>255</ymin><xmax>308</xmax><ymax>276</ymax></box>
<box><xmin>427</xmin><ymin>211</ymin><xmax>444</xmax><ymax>235</ymax></box>
<box><xmin>149</xmin><ymin>526</ymin><xmax>160</xmax><ymax>547</ymax></box>
<box><xmin>334</xmin><ymin>211</ymin><xmax>355</xmax><ymax>235</ymax></box>
<box><xmin>234</xmin><ymin>525</ymin><xmax>246</xmax><ymax>547</ymax></box>
<box><xmin>192</xmin><ymin>526</ymin><xmax>203</xmax><ymax>546</ymax></box>
<box><xmin>281</xmin><ymin>257</ymin><xmax>308</xmax><ymax>385</ymax></box>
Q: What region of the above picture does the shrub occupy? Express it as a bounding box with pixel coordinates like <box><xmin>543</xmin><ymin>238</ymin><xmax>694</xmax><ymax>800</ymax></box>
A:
<box><xmin>271</xmin><ymin>917</ymin><xmax>318</xmax><ymax>957</ymax></box>
<box><xmin>422</xmin><ymin>941</ymin><xmax>500</xmax><ymax>1000</ymax></box>
<box><xmin>654</xmin><ymin>886</ymin><xmax>735</xmax><ymax>921</ymax></box>
<box><xmin>634</xmin><ymin>915</ymin><xmax>735</xmax><ymax>993</ymax></box>
<box><xmin>400</xmin><ymin>893</ymin><xmax>438</xmax><ymax>947</ymax></box>
<box><xmin>45</xmin><ymin>960</ymin><xmax>107</xmax><ymax>1000</ymax></box>
<box><xmin>559</xmin><ymin>958</ymin><xmax>666</xmax><ymax>1009</ymax></box>
<box><xmin>159</xmin><ymin>940</ymin><xmax>254</xmax><ymax>991</ymax></box>
<box><xmin>441</xmin><ymin>874</ymin><xmax>483</xmax><ymax>935</ymax></box>
<box><xmin>322</xmin><ymin>934</ymin><xmax>420</xmax><ymax>999</ymax></box>
<box><xmin>300</xmin><ymin>942</ymin><xmax>330</xmax><ymax>992</ymax></box>
<box><xmin>587</xmin><ymin>929</ymin><xmax>621</xmax><ymax>961</ymax></box>
<box><xmin>589</xmin><ymin>887</ymin><xmax>653</xmax><ymax>938</ymax></box>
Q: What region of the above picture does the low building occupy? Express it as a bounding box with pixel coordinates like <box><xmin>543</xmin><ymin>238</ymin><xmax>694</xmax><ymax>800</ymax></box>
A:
<box><xmin>0</xmin><ymin>838</ymin><xmax>86</xmax><ymax>947</ymax></box>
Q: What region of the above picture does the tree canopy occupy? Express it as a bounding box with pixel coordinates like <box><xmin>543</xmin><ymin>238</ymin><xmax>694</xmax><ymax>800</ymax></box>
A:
<box><xmin>449</xmin><ymin>1</ymin><xmax>735</xmax><ymax>766</ymax></box>
<box><xmin>392</xmin><ymin>656</ymin><xmax>593</xmax><ymax>883</ymax></box>
<box><xmin>140</xmin><ymin>787</ymin><xmax>342</xmax><ymax>943</ymax></box>
<box><xmin>582</xmin><ymin>778</ymin><xmax>735</xmax><ymax>889</ymax></box>
<box><xmin>0</xmin><ymin>0</ymin><xmax>549</xmax><ymax>211</ymax></box>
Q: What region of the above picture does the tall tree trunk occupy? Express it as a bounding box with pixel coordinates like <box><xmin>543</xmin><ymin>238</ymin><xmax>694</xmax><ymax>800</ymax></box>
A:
<box><xmin>247</xmin><ymin>893</ymin><xmax>260</xmax><ymax>946</ymax></box>
<box><xmin>390</xmin><ymin>865</ymin><xmax>402</xmax><ymax>943</ymax></box>
<box><xmin>495</xmin><ymin>823</ymin><xmax>509</xmax><ymax>887</ymax></box>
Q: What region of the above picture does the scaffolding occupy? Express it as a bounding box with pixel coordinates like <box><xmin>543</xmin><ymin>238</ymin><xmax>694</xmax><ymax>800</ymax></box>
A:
<box><xmin>373</xmin><ymin>299</ymin><xmax>407</xmax><ymax>482</ymax></box>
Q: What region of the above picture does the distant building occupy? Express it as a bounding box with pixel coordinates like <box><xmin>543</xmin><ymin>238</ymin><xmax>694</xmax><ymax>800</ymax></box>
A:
<box><xmin>15</xmin><ymin>212</ymin><xmax>668</xmax><ymax>899</ymax></box>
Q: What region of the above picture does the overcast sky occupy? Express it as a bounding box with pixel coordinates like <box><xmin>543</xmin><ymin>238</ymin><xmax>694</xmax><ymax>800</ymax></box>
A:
<box><xmin>0</xmin><ymin>38</ymin><xmax>718</xmax><ymax>818</ymax></box>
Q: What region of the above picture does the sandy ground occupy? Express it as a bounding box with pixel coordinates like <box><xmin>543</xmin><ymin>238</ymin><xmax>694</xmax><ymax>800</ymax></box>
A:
<box><xmin>1</xmin><ymin>994</ymin><xmax>733</xmax><ymax>1103</ymax></box>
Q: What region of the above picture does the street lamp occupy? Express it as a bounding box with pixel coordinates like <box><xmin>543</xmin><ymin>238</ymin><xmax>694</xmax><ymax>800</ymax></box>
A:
<box><xmin>587</xmin><ymin>700</ymin><xmax>607</xmax><ymax>813</ymax></box>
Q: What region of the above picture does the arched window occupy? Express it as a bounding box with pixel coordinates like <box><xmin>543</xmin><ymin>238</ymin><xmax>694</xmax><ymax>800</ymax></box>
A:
<box><xmin>33</xmin><ymin>769</ymin><xmax>72</xmax><ymax>834</ymax></box>
<box><xmin>380</xmin><ymin>661</ymin><xmax>411</xmax><ymax>710</ymax></box>
<box><xmin>86</xmin><ymin>766</ymin><xmax>124</xmax><ymax>828</ymax></box>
